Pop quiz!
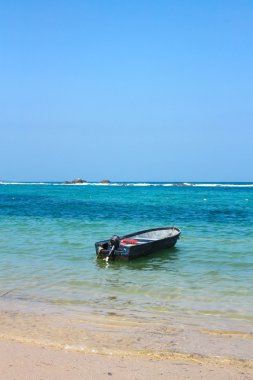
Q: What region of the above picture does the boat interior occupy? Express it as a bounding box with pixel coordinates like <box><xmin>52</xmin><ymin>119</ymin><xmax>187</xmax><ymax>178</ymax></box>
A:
<box><xmin>120</xmin><ymin>228</ymin><xmax>179</xmax><ymax>246</ymax></box>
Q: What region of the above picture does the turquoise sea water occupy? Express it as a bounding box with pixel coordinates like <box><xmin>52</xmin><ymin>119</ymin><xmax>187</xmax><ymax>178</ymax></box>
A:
<box><xmin>0</xmin><ymin>182</ymin><xmax>253</xmax><ymax>326</ymax></box>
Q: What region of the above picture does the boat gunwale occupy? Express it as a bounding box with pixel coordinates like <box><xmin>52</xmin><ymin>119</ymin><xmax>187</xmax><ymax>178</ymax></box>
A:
<box><xmin>122</xmin><ymin>226</ymin><xmax>181</xmax><ymax>240</ymax></box>
<box><xmin>95</xmin><ymin>226</ymin><xmax>181</xmax><ymax>248</ymax></box>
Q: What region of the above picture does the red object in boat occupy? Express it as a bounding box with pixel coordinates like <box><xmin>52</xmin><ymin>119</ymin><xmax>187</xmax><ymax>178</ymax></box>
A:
<box><xmin>121</xmin><ymin>239</ymin><xmax>138</xmax><ymax>244</ymax></box>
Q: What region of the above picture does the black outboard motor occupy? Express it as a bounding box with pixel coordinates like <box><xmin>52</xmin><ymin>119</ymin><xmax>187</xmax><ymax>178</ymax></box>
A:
<box><xmin>110</xmin><ymin>235</ymin><xmax>120</xmax><ymax>250</ymax></box>
<box><xmin>106</xmin><ymin>235</ymin><xmax>121</xmax><ymax>261</ymax></box>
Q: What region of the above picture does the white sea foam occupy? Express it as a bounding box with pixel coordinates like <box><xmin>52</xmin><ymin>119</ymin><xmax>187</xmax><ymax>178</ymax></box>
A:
<box><xmin>62</xmin><ymin>183</ymin><xmax>89</xmax><ymax>186</ymax></box>
<box><xmin>194</xmin><ymin>183</ymin><xmax>253</xmax><ymax>188</ymax></box>
<box><xmin>0</xmin><ymin>181</ymin><xmax>51</xmax><ymax>185</ymax></box>
<box><xmin>132</xmin><ymin>183</ymin><xmax>154</xmax><ymax>186</ymax></box>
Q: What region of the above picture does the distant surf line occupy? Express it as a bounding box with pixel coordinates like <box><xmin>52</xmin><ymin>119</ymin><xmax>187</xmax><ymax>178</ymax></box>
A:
<box><xmin>1</xmin><ymin>182</ymin><xmax>253</xmax><ymax>188</ymax></box>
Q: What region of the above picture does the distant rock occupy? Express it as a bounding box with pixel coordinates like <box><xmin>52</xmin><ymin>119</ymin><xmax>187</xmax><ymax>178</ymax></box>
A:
<box><xmin>64</xmin><ymin>178</ymin><xmax>87</xmax><ymax>184</ymax></box>
<box><xmin>100</xmin><ymin>179</ymin><xmax>111</xmax><ymax>184</ymax></box>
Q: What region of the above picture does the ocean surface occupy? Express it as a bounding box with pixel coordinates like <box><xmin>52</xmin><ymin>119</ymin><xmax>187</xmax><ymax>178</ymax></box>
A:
<box><xmin>0</xmin><ymin>182</ymin><xmax>253</xmax><ymax>357</ymax></box>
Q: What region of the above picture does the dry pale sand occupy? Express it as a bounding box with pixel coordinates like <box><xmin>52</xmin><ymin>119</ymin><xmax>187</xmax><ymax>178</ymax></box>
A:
<box><xmin>1</xmin><ymin>340</ymin><xmax>253</xmax><ymax>380</ymax></box>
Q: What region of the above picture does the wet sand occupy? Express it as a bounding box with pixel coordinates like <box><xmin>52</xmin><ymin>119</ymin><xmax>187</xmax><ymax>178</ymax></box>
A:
<box><xmin>1</xmin><ymin>298</ymin><xmax>253</xmax><ymax>379</ymax></box>
<box><xmin>1</xmin><ymin>303</ymin><xmax>253</xmax><ymax>379</ymax></box>
<box><xmin>1</xmin><ymin>302</ymin><xmax>253</xmax><ymax>359</ymax></box>
<box><xmin>1</xmin><ymin>340</ymin><xmax>253</xmax><ymax>380</ymax></box>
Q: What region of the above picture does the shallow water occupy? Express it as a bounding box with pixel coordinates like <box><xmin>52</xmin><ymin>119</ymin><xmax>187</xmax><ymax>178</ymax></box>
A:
<box><xmin>0</xmin><ymin>182</ymin><xmax>253</xmax><ymax>357</ymax></box>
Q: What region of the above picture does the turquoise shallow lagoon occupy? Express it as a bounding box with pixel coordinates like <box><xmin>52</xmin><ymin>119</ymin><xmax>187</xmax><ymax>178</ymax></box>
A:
<box><xmin>0</xmin><ymin>182</ymin><xmax>253</xmax><ymax>357</ymax></box>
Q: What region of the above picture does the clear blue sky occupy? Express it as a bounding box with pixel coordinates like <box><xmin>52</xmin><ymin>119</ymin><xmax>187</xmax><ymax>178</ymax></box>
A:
<box><xmin>1</xmin><ymin>0</ymin><xmax>252</xmax><ymax>182</ymax></box>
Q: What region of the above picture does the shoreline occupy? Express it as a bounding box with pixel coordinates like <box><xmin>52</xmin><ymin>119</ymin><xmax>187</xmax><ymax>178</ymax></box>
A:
<box><xmin>1</xmin><ymin>339</ymin><xmax>252</xmax><ymax>380</ymax></box>
<box><xmin>0</xmin><ymin>303</ymin><xmax>253</xmax><ymax>368</ymax></box>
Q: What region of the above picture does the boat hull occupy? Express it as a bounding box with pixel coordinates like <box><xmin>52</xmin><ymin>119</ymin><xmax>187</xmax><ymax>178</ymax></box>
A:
<box><xmin>95</xmin><ymin>227</ymin><xmax>181</xmax><ymax>261</ymax></box>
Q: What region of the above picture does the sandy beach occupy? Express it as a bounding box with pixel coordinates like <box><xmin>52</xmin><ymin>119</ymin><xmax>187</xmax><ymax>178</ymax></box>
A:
<box><xmin>1</xmin><ymin>304</ymin><xmax>253</xmax><ymax>380</ymax></box>
<box><xmin>1</xmin><ymin>339</ymin><xmax>253</xmax><ymax>380</ymax></box>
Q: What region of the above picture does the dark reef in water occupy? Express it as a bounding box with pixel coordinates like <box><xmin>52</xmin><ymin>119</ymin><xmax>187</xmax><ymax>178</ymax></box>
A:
<box><xmin>172</xmin><ymin>183</ymin><xmax>194</xmax><ymax>187</ymax></box>
<box><xmin>64</xmin><ymin>178</ymin><xmax>112</xmax><ymax>184</ymax></box>
<box><xmin>64</xmin><ymin>178</ymin><xmax>87</xmax><ymax>184</ymax></box>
